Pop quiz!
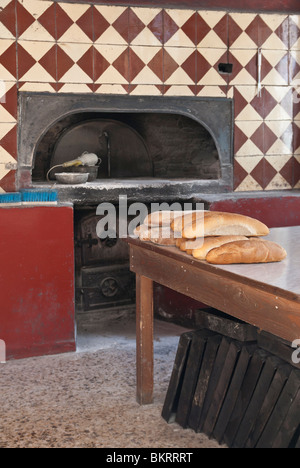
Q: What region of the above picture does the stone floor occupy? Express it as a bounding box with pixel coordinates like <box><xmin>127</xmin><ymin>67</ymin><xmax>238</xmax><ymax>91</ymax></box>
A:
<box><xmin>0</xmin><ymin>309</ymin><xmax>225</xmax><ymax>448</ymax></box>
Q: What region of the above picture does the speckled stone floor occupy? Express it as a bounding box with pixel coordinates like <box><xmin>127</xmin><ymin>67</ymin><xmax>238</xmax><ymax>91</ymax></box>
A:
<box><xmin>0</xmin><ymin>310</ymin><xmax>225</xmax><ymax>448</ymax></box>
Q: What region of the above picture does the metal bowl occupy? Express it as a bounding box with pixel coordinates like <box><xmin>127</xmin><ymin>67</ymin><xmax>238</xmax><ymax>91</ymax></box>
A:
<box><xmin>55</xmin><ymin>172</ymin><xmax>89</xmax><ymax>185</ymax></box>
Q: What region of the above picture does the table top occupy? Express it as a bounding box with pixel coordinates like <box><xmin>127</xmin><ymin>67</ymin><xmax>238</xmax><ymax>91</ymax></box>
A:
<box><xmin>126</xmin><ymin>225</ymin><xmax>300</xmax><ymax>302</ymax></box>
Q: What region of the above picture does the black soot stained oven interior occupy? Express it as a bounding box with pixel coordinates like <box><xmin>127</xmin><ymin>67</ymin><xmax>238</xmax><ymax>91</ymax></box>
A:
<box><xmin>18</xmin><ymin>93</ymin><xmax>234</xmax><ymax>313</ymax></box>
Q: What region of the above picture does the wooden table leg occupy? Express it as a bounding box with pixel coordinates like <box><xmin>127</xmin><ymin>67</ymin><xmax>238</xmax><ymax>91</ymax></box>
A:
<box><xmin>136</xmin><ymin>274</ymin><xmax>154</xmax><ymax>405</ymax></box>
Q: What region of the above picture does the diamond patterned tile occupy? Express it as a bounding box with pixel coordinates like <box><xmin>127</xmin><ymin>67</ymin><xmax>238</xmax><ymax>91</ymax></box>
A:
<box><xmin>94</xmin><ymin>44</ymin><xmax>129</xmax><ymax>84</ymax></box>
<box><xmin>228</xmin><ymin>49</ymin><xmax>258</xmax><ymax>86</ymax></box>
<box><xmin>164</xmin><ymin>9</ymin><xmax>196</xmax><ymax>47</ymax></box>
<box><xmin>234</xmin><ymin>156</ymin><xmax>264</xmax><ymax>191</ymax></box>
<box><xmin>259</xmin><ymin>14</ymin><xmax>289</xmax><ymax>50</ymax></box>
<box><xmin>264</xmin><ymin>120</ymin><xmax>293</xmax><ymax>155</ymax></box>
<box><xmin>129</xmin><ymin>46</ymin><xmax>163</xmax><ymax>84</ymax></box>
<box><xmin>294</xmin><ymin>155</ymin><xmax>300</xmax><ymax>188</ymax></box>
<box><xmin>264</xmin><ymin>86</ymin><xmax>293</xmax><ymax>120</ymax></box>
<box><xmin>94</xmin><ymin>5</ymin><xmax>129</xmax><ymax>45</ymax></box>
<box><xmin>0</xmin><ymin>167</ymin><xmax>16</xmax><ymax>192</ymax></box>
<box><xmin>0</xmin><ymin>39</ymin><xmax>17</xmax><ymax>81</ymax></box>
<box><xmin>129</xmin><ymin>84</ymin><xmax>163</xmax><ymax>96</ymax></box>
<box><xmin>234</xmin><ymin>86</ymin><xmax>264</xmax><ymax>121</ymax></box>
<box><xmin>290</xmin><ymin>50</ymin><xmax>300</xmax><ymax>85</ymax></box>
<box><xmin>0</xmin><ymin>0</ymin><xmax>16</xmax><ymax>39</ymax></box>
<box><xmin>129</xmin><ymin>8</ymin><xmax>163</xmax><ymax>46</ymax></box>
<box><xmin>229</xmin><ymin>13</ymin><xmax>260</xmax><ymax>49</ymax></box>
<box><xmin>18</xmin><ymin>40</ymin><xmax>56</xmax><ymax>82</ymax></box>
<box><xmin>164</xmin><ymin>47</ymin><xmax>196</xmax><ymax>85</ymax></box>
<box><xmin>0</xmin><ymin>82</ymin><xmax>17</xmax><ymax>122</ymax></box>
<box><xmin>261</xmin><ymin>50</ymin><xmax>289</xmax><ymax>86</ymax></box>
<box><xmin>197</xmin><ymin>11</ymin><xmax>228</xmax><ymax>49</ymax></box>
<box><xmin>57</xmin><ymin>43</ymin><xmax>93</xmax><ymax>83</ymax></box>
<box><xmin>56</xmin><ymin>2</ymin><xmax>93</xmax><ymax>43</ymax></box>
<box><xmin>197</xmin><ymin>49</ymin><xmax>228</xmax><ymax>85</ymax></box>
<box><xmin>294</xmin><ymin>121</ymin><xmax>300</xmax><ymax>154</ymax></box>
<box><xmin>234</xmin><ymin>121</ymin><xmax>264</xmax><ymax>156</ymax></box>
<box><xmin>0</xmin><ymin>122</ymin><xmax>17</xmax><ymax>171</ymax></box>
<box><xmin>196</xmin><ymin>85</ymin><xmax>227</xmax><ymax>97</ymax></box>
<box><xmin>17</xmin><ymin>0</ymin><xmax>56</xmax><ymax>42</ymax></box>
<box><xmin>290</xmin><ymin>16</ymin><xmax>300</xmax><ymax>50</ymax></box>
<box><xmin>163</xmin><ymin>85</ymin><xmax>196</xmax><ymax>96</ymax></box>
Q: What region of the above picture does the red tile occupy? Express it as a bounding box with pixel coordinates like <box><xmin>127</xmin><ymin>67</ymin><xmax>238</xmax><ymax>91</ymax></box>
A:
<box><xmin>113</xmin><ymin>47</ymin><xmax>129</xmax><ymax>82</ymax></box>
<box><xmin>0</xmin><ymin>0</ymin><xmax>16</xmax><ymax>37</ymax></box>
<box><xmin>0</xmin><ymin>125</ymin><xmax>17</xmax><ymax>160</ymax></box>
<box><xmin>39</xmin><ymin>45</ymin><xmax>57</xmax><ymax>81</ymax></box>
<box><xmin>289</xmin><ymin>53</ymin><xmax>300</xmax><ymax>84</ymax></box>
<box><xmin>196</xmin><ymin>13</ymin><xmax>211</xmax><ymax>45</ymax></box>
<box><xmin>77</xmin><ymin>46</ymin><xmax>94</xmax><ymax>81</ymax></box>
<box><xmin>294</xmin><ymin>157</ymin><xmax>300</xmax><ymax>187</ymax></box>
<box><xmin>113</xmin><ymin>8</ymin><xmax>129</xmax><ymax>44</ymax></box>
<box><xmin>263</xmin><ymin>158</ymin><xmax>277</xmax><ymax>188</ymax></box>
<box><xmin>93</xmin><ymin>8</ymin><xmax>110</xmax><ymax>41</ymax></box>
<box><xmin>76</xmin><ymin>6</ymin><xmax>94</xmax><ymax>42</ymax></box>
<box><xmin>274</xmin><ymin>17</ymin><xmax>290</xmax><ymax>49</ymax></box>
<box><xmin>196</xmin><ymin>51</ymin><xmax>211</xmax><ymax>83</ymax></box>
<box><xmin>262</xmin><ymin>87</ymin><xmax>278</xmax><ymax>119</ymax></box>
<box><xmin>214</xmin><ymin>14</ymin><xmax>228</xmax><ymax>47</ymax></box>
<box><xmin>257</xmin><ymin>15</ymin><xmax>272</xmax><ymax>47</ymax></box>
<box><xmin>163</xmin><ymin>11</ymin><xmax>179</xmax><ymax>44</ymax></box>
<box><xmin>93</xmin><ymin>47</ymin><xmax>110</xmax><ymax>82</ymax></box>
<box><xmin>17</xmin><ymin>42</ymin><xmax>36</xmax><ymax>80</ymax></box>
<box><xmin>233</xmin><ymin>87</ymin><xmax>249</xmax><ymax>119</ymax></box>
<box><xmin>280</xmin><ymin>156</ymin><xmax>294</xmax><ymax>186</ymax></box>
<box><xmin>1</xmin><ymin>84</ymin><xmax>17</xmax><ymax>121</ymax></box>
<box><xmin>233</xmin><ymin>160</ymin><xmax>248</xmax><ymax>190</ymax></box>
<box><xmin>0</xmin><ymin>170</ymin><xmax>16</xmax><ymax>192</ymax></box>
<box><xmin>293</xmin><ymin>122</ymin><xmax>300</xmax><ymax>152</ymax></box>
<box><xmin>129</xmin><ymin>48</ymin><xmax>145</xmax><ymax>81</ymax></box>
<box><xmin>234</xmin><ymin>124</ymin><xmax>248</xmax><ymax>154</ymax></box>
<box><xmin>56</xmin><ymin>45</ymin><xmax>74</xmax><ymax>81</ymax></box>
<box><xmin>250</xmin><ymin>123</ymin><xmax>264</xmax><ymax>154</ymax></box>
<box><xmin>182</xmin><ymin>50</ymin><xmax>196</xmax><ymax>84</ymax></box>
<box><xmin>182</xmin><ymin>12</ymin><xmax>197</xmax><ymax>45</ymax></box>
<box><xmin>128</xmin><ymin>8</ymin><xmax>145</xmax><ymax>43</ymax></box>
<box><xmin>289</xmin><ymin>17</ymin><xmax>300</xmax><ymax>50</ymax></box>
<box><xmin>228</xmin><ymin>15</ymin><xmax>243</xmax><ymax>47</ymax></box>
<box><xmin>148</xmin><ymin>10</ymin><xmax>164</xmax><ymax>44</ymax></box>
<box><xmin>16</xmin><ymin>0</ymin><xmax>35</xmax><ymax>37</ymax></box>
<box><xmin>250</xmin><ymin>158</ymin><xmax>265</xmax><ymax>189</ymax></box>
<box><xmin>148</xmin><ymin>49</ymin><xmax>163</xmax><ymax>82</ymax></box>
<box><xmin>263</xmin><ymin>123</ymin><xmax>278</xmax><ymax>153</ymax></box>
<box><xmin>245</xmin><ymin>15</ymin><xmax>260</xmax><ymax>46</ymax></box>
<box><xmin>37</xmin><ymin>3</ymin><xmax>56</xmax><ymax>40</ymax></box>
<box><xmin>55</xmin><ymin>4</ymin><xmax>74</xmax><ymax>40</ymax></box>
<box><xmin>275</xmin><ymin>53</ymin><xmax>289</xmax><ymax>84</ymax></box>
<box><xmin>0</xmin><ymin>41</ymin><xmax>17</xmax><ymax>79</ymax></box>
<box><xmin>163</xmin><ymin>49</ymin><xmax>179</xmax><ymax>81</ymax></box>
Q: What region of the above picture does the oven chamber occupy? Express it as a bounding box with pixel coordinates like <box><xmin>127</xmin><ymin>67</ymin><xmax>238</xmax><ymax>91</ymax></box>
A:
<box><xmin>17</xmin><ymin>93</ymin><xmax>234</xmax><ymax>314</ymax></box>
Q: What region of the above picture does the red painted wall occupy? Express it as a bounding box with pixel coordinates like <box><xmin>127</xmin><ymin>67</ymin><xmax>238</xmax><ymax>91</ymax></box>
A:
<box><xmin>55</xmin><ymin>0</ymin><xmax>300</xmax><ymax>12</ymax></box>
<box><xmin>0</xmin><ymin>206</ymin><xmax>75</xmax><ymax>360</ymax></box>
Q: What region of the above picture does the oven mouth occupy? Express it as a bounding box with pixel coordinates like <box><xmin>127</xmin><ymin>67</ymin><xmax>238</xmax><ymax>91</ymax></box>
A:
<box><xmin>18</xmin><ymin>93</ymin><xmax>234</xmax><ymax>202</ymax></box>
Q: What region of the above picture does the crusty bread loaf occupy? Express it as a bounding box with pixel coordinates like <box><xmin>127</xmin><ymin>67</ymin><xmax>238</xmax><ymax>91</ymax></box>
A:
<box><xmin>182</xmin><ymin>212</ymin><xmax>269</xmax><ymax>239</ymax></box>
<box><xmin>135</xmin><ymin>224</ymin><xmax>180</xmax><ymax>246</ymax></box>
<box><xmin>143</xmin><ymin>210</ymin><xmax>198</xmax><ymax>227</ymax></box>
<box><xmin>171</xmin><ymin>211</ymin><xmax>210</xmax><ymax>234</ymax></box>
<box><xmin>206</xmin><ymin>239</ymin><xmax>287</xmax><ymax>264</ymax></box>
<box><xmin>192</xmin><ymin>236</ymin><xmax>248</xmax><ymax>259</ymax></box>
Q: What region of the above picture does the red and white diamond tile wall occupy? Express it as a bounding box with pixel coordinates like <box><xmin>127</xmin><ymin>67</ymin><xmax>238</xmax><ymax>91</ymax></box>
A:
<box><xmin>0</xmin><ymin>0</ymin><xmax>299</xmax><ymax>191</ymax></box>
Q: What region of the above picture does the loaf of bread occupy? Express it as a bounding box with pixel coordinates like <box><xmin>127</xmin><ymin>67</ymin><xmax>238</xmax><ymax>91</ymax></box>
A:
<box><xmin>192</xmin><ymin>236</ymin><xmax>248</xmax><ymax>259</ymax></box>
<box><xmin>145</xmin><ymin>210</ymin><xmax>207</xmax><ymax>227</ymax></box>
<box><xmin>171</xmin><ymin>211</ymin><xmax>209</xmax><ymax>234</ymax></box>
<box><xmin>134</xmin><ymin>224</ymin><xmax>180</xmax><ymax>246</ymax></box>
<box><xmin>206</xmin><ymin>239</ymin><xmax>287</xmax><ymax>264</ymax></box>
<box><xmin>181</xmin><ymin>212</ymin><xmax>269</xmax><ymax>239</ymax></box>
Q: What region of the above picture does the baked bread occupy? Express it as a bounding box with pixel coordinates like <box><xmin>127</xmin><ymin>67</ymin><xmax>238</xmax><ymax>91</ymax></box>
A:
<box><xmin>143</xmin><ymin>210</ymin><xmax>196</xmax><ymax>227</ymax></box>
<box><xmin>135</xmin><ymin>224</ymin><xmax>180</xmax><ymax>246</ymax></box>
<box><xmin>192</xmin><ymin>236</ymin><xmax>248</xmax><ymax>260</ymax></box>
<box><xmin>206</xmin><ymin>239</ymin><xmax>287</xmax><ymax>264</ymax></box>
<box><xmin>181</xmin><ymin>212</ymin><xmax>269</xmax><ymax>239</ymax></box>
<box><xmin>171</xmin><ymin>211</ymin><xmax>210</xmax><ymax>234</ymax></box>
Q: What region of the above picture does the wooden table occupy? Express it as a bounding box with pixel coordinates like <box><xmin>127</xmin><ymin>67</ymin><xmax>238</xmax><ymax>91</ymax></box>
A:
<box><xmin>126</xmin><ymin>226</ymin><xmax>300</xmax><ymax>405</ymax></box>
